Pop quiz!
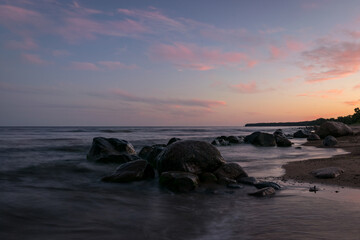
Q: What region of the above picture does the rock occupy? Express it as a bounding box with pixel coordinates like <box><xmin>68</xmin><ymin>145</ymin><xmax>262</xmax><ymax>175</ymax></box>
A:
<box><xmin>147</xmin><ymin>146</ymin><xmax>165</xmax><ymax>168</ymax></box>
<box><xmin>316</xmin><ymin>121</ymin><xmax>353</xmax><ymax>138</ymax></box>
<box><xmin>307</xmin><ymin>133</ymin><xmax>320</xmax><ymax>141</ymax></box>
<box><xmin>274</xmin><ymin>135</ymin><xmax>292</xmax><ymax>147</ymax></box>
<box><xmin>199</xmin><ymin>172</ymin><xmax>218</xmax><ymax>184</ymax></box>
<box><xmin>237</xmin><ymin>176</ymin><xmax>258</xmax><ymax>185</ymax></box>
<box><xmin>311</xmin><ymin>167</ymin><xmax>344</xmax><ymax>179</ymax></box>
<box><xmin>211</xmin><ymin>139</ymin><xmax>230</xmax><ymax>146</ymax></box>
<box><xmin>159</xmin><ymin>171</ymin><xmax>199</xmax><ymax>193</ymax></box>
<box><xmin>214</xmin><ymin>162</ymin><xmax>248</xmax><ymax>180</ymax></box>
<box><xmin>227</xmin><ymin>136</ymin><xmax>240</xmax><ymax>144</ymax></box>
<box><xmin>167</xmin><ymin>137</ymin><xmax>181</xmax><ymax>146</ymax></box>
<box><xmin>138</xmin><ymin>146</ymin><xmax>153</xmax><ymax>159</ymax></box>
<box><xmin>217</xmin><ymin>177</ymin><xmax>237</xmax><ymax>185</ymax></box>
<box><xmin>254</xmin><ymin>181</ymin><xmax>281</xmax><ymax>190</ymax></box>
<box><xmin>87</xmin><ymin>137</ymin><xmax>136</xmax><ymax>163</ymax></box>
<box><xmin>102</xmin><ymin>160</ymin><xmax>155</xmax><ymax>183</ymax></box>
<box><xmin>248</xmin><ymin>187</ymin><xmax>276</xmax><ymax>197</ymax></box>
<box><xmin>273</xmin><ymin>129</ymin><xmax>286</xmax><ymax>138</ymax></box>
<box><xmin>293</xmin><ymin>130</ymin><xmax>309</xmax><ymax>138</ymax></box>
<box><xmin>156</xmin><ymin>140</ymin><xmax>226</xmax><ymax>175</ymax></box>
<box><xmin>244</xmin><ymin>132</ymin><xmax>276</xmax><ymax>147</ymax></box>
<box><xmin>323</xmin><ymin>135</ymin><xmax>338</xmax><ymax>147</ymax></box>
<box><xmin>309</xmin><ymin>186</ymin><xmax>320</xmax><ymax>192</ymax></box>
<box><xmin>217</xmin><ymin>136</ymin><xmax>229</xmax><ymax>141</ymax></box>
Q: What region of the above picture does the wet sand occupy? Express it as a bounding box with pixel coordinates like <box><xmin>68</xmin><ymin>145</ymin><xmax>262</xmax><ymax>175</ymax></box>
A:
<box><xmin>282</xmin><ymin>126</ymin><xmax>360</xmax><ymax>188</ymax></box>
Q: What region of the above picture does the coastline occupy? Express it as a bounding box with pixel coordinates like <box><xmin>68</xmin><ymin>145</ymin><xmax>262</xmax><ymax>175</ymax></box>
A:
<box><xmin>282</xmin><ymin>126</ymin><xmax>360</xmax><ymax>188</ymax></box>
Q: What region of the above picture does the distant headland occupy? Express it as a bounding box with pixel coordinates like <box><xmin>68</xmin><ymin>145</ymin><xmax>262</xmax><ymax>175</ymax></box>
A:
<box><xmin>245</xmin><ymin>107</ymin><xmax>360</xmax><ymax>127</ymax></box>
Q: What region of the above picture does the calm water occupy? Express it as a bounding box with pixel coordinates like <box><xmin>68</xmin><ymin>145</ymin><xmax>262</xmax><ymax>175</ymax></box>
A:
<box><xmin>1</xmin><ymin>126</ymin><xmax>359</xmax><ymax>240</ymax></box>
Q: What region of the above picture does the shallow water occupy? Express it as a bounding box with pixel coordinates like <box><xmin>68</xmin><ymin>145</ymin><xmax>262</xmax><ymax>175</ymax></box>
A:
<box><xmin>0</xmin><ymin>126</ymin><xmax>358</xmax><ymax>240</ymax></box>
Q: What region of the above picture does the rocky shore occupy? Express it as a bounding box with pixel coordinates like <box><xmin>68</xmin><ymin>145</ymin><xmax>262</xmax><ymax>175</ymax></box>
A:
<box><xmin>282</xmin><ymin>125</ymin><xmax>360</xmax><ymax>188</ymax></box>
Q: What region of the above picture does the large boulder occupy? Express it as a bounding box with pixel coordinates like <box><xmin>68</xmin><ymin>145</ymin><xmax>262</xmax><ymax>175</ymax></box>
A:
<box><xmin>167</xmin><ymin>138</ymin><xmax>181</xmax><ymax>146</ymax></box>
<box><xmin>87</xmin><ymin>137</ymin><xmax>136</xmax><ymax>163</ymax></box>
<box><xmin>323</xmin><ymin>135</ymin><xmax>338</xmax><ymax>147</ymax></box>
<box><xmin>311</xmin><ymin>167</ymin><xmax>344</xmax><ymax>179</ymax></box>
<box><xmin>156</xmin><ymin>140</ymin><xmax>225</xmax><ymax>175</ymax></box>
<box><xmin>244</xmin><ymin>132</ymin><xmax>276</xmax><ymax>147</ymax></box>
<box><xmin>159</xmin><ymin>171</ymin><xmax>199</xmax><ymax>193</ymax></box>
<box><xmin>274</xmin><ymin>135</ymin><xmax>292</xmax><ymax>147</ymax></box>
<box><xmin>102</xmin><ymin>159</ymin><xmax>155</xmax><ymax>182</ymax></box>
<box><xmin>316</xmin><ymin>121</ymin><xmax>353</xmax><ymax>138</ymax></box>
<box><xmin>213</xmin><ymin>162</ymin><xmax>248</xmax><ymax>181</ymax></box>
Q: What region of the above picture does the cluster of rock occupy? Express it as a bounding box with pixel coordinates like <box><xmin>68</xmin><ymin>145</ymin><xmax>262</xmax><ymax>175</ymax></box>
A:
<box><xmin>244</xmin><ymin>129</ymin><xmax>292</xmax><ymax>147</ymax></box>
<box><xmin>87</xmin><ymin>137</ymin><xmax>280</xmax><ymax>197</ymax></box>
<box><xmin>301</xmin><ymin>121</ymin><xmax>354</xmax><ymax>147</ymax></box>
<box><xmin>211</xmin><ymin>136</ymin><xmax>243</xmax><ymax>146</ymax></box>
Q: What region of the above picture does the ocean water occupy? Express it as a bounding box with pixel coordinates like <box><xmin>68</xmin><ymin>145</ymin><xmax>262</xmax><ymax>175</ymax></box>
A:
<box><xmin>1</xmin><ymin>126</ymin><xmax>360</xmax><ymax>240</ymax></box>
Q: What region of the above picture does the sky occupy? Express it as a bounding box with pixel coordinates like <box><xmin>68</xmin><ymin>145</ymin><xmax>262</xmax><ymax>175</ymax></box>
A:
<box><xmin>0</xmin><ymin>0</ymin><xmax>360</xmax><ymax>126</ymax></box>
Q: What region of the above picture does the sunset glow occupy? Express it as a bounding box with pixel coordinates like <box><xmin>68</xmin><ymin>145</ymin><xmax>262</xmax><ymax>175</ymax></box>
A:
<box><xmin>1</xmin><ymin>0</ymin><xmax>360</xmax><ymax>126</ymax></box>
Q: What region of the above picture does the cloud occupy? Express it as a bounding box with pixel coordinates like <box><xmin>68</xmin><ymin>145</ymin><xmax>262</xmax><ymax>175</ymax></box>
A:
<box><xmin>269</xmin><ymin>38</ymin><xmax>305</xmax><ymax>60</ymax></box>
<box><xmin>112</xmin><ymin>89</ymin><xmax>226</xmax><ymax>109</ymax></box>
<box><xmin>70</xmin><ymin>61</ymin><xmax>137</xmax><ymax>71</ymax></box>
<box><xmin>70</xmin><ymin>61</ymin><xmax>99</xmax><ymax>71</ymax></box>
<box><xmin>97</xmin><ymin>61</ymin><xmax>137</xmax><ymax>70</ymax></box>
<box><xmin>22</xmin><ymin>53</ymin><xmax>49</xmax><ymax>65</ymax></box>
<box><xmin>52</xmin><ymin>49</ymin><xmax>71</xmax><ymax>56</ymax></box>
<box><xmin>149</xmin><ymin>42</ymin><xmax>256</xmax><ymax>71</ymax></box>
<box><xmin>5</xmin><ymin>38</ymin><xmax>38</xmax><ymax>50</ymax></box>
<box><xmin>301</xmin><ymin>42</ymin><xmax>360</xmax><ymax>83</ymax></box>
<box><xmin>354</xmin><ymin>84</ymin><xmax>360</xmax><ymax>89</ymax></box>
<box><xmin>297</xmin><ymin>89</ymin><xmax>343</xmax><ymax>98</ymax></box>
<box><xmin>117</xmin><ymin>8</ymin><xmax>184</xmax><ymax>30</ymax></box>
<box><xmin>230</xmin><ymin>82</ymin><xmax>259</xmax><ymax>94</ymax></box>
<box><xmin>344</xmin><ymin>99</ymin><xmax>360</xmax><ymax>106</ymax></box>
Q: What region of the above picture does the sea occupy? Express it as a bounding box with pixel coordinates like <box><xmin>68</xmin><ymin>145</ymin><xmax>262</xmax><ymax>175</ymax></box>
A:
<box><xmin>1</xmin><ymin>126</ymin><xmax>360</xmax><ymax>240</ymax></box>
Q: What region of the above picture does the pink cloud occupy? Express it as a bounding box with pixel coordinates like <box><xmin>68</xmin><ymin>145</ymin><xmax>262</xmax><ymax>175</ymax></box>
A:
<box><xmin>230</xmin><ymin>82</ymin><xmax>259</xmax><ymax>94</ymax></box>
<box><xmin>57</xmin><ymin>17</ymin><xmax>148</xmax><ymax>43</ymax></box>
<box><xmin>112</xmin><ymin>89</ymin><xmax>226</xmax><ymax>109</ymax></box>
<box><xmin>22</xmin><ymin>53</ymin><xmax>49</xmax><ymax>65</ymax></box>
<box><xmin>345</xmin><ymin>30</ymin><xmax>360</xmax><ymax>39</ymax></box>
<box><xmin>301</xmin><ymin>42</ymin><xmax>360</xmax><ymax>83</ymax></box>
<box><xmin>175</xmin><ymin>63</ymin><xmax>214</xmax><ymax>71</ymax></box>
<box><xmin>117</xmin><ymin>8</ymin><xmax>184</xmax><ymax>30</ymax></box>
<box><xmin>283</xmin><ymin>76</ymin><xmax>301</xmax><ymax>83</ymax></box>
<box><xmin>149</xmin><ymin>42</ymin><xmax>256</xmax><ymax>71</ymax></box>
<box><xmin>269</xmin><ymin>45</ymin><xmax>286</xmax><ymax>59</ymax></box>
<box><xmin>6</xmin><ymin>38</ymin><xmax>38</xmax><ymax>50</ymax></box>
<box><xmin>297</xmin><ymin>89</ymin><xmax>343</xmax><ymax>98</ymax></box>
<box><xmin>354</xmin><ymin>84</ymin><xmax>360</xmax><ymax>89</ymax></box>
<box><xmin>0</xmin><ymin>4</ymin><xmax>44</xmax><ymax>25</ymax></box>
<box><xmin>71</xmin><ymin>62</ymin><xmax>99</xmax><ymax>71</ymax></box>
<box><xmin>52</xmin><ymin>49</ymin><xmax>71</xmax><ymax>57</ymax></box>
<box><xmin>98</xmin><ymin>61</ymin><xmax>137</xmax><ymax>70</ymax></box>
<box><xmin>344</xmin><ymin>99</ymin><xmax>360</xmax><ymax>106</ymax></box>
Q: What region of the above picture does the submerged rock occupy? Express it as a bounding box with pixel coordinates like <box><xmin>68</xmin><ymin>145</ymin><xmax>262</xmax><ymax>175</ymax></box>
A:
<box><xmin>87</xmin><ymin>137</ymin><xmax>136</xmax><ymax>163</ymax></box>
<box><xmin>316</xmin><ymin>121</ymin><xmax>353</xmax><ymax>138</ymax></box>
<box><xmin>248</xmin><ymin>187</ymin><xmax>276</xmax><ymax>197</ymax></box>
<box><xmin>227</xmin><ymin>136</ymin><xmax>241</xmax><ymax>144</ymax></box>
<box><xmin>159</xmin><ymin>171</ymin><xmax>199</xmax><ymax>193</ymax></box>
<box><xmin>156</xmin><ymin>140</ymin><xmax>225</xmax><ymax>175</ymax></box>
<box><xmin>254</xmin><ymin>181</ymin><xmax>281</xmax><ymax>190</ymax></box>
<box><xmin>323</xmin><ymin>135</ymin><xmax>338</xmax><ymax>147</ymax></box>
<box><xmin>102</xmin><ymin>159</ymin><xmax>155</xmax><ymax>183</ymax></box>
<box><xmin>311</xmin><ymin>167</ymin><xmax>344</xmax><ymax>179</ymax></box>
<box><xmin>244</xmin><ymin>132</ymin><xmax>276</xmax><ymax>147</ymax></box>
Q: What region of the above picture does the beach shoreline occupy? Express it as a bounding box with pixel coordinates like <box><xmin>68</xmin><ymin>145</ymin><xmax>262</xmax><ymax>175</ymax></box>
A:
<box><xmin>282</xmin><ymin>126</ymin><xmax>360</xmax><ymax>188</ymax></box>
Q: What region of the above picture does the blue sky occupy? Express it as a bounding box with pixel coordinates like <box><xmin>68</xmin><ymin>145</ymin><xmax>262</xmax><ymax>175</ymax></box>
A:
<box><xmin>1</xmin><ymin>0</ymin><xmax>360</xmax><ymax>126</ymax></box>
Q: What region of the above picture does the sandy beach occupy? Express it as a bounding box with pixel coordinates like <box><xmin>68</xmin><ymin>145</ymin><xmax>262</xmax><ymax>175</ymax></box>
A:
<box><xmin>282</xmin><ymin>126</ymin><xmax>360</xmax><ymax>188</ymax></box>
